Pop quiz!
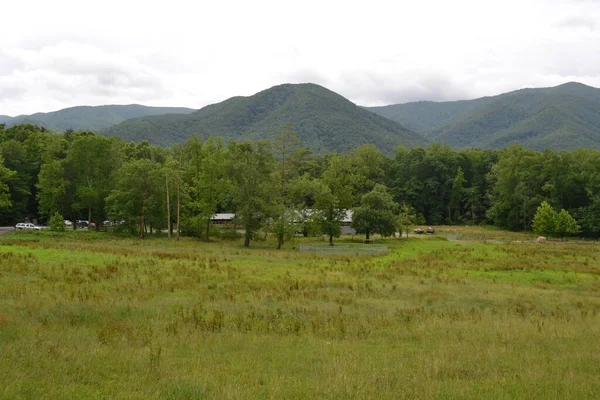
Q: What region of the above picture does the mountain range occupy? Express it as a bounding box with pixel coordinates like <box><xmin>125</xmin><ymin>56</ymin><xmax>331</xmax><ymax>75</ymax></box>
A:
<box><xmin>101</xmin><ymin>83</ymin><xmax>427</xmax><ymax>153</ymax></box>
<box><xmin>0</xmin><ymin>105</ymin><xmax>194</xmax><ymax>132</ymax></box>
<box><xmin>367</xmin><ymin>82</ymin><xmax>600</xmax><ymax>150</ymax></box>
<box><xmin>4</xmin><ymin>81</ymin><xmax>600</xmax><ymax>153</ymax></box>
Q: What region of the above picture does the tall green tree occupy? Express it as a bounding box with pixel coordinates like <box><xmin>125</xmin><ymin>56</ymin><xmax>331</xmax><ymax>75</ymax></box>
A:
<box><xmin>67</xmin><ymin>134</ymin><xmax>122</xmax><ymax>225</ymax></box>
<box><xmin>0</xmin><ymin>154</ymin><xmax>16</xmax><ymax>212</ymax></box>
<box><xmin>577</xmin><ymin>197</ymin><xmax>600</xmax><ymax>238</ymax></box>
<box><xmin>397</xmin><ymin>203</ymin><xmax>416</xmax><ymax>238</ymax></box>
<box><xmin>106</xmin><ymin>159</ymin><xmax>164</xmax><ymax>238</ymax></box>
<box><xmin>449</xmin><ymin>166</ymin><xmax>466</xmax><ymax>223</ymax></box>
<box><xmin>228</xmin><ymin>141</ymin><xmax>275</xmax><ymax>247</ymax></box>
<box><xmin>488</xmin><ymin>146</ymin><xmax>544</xmax><ymax>230</ymax></box>
<box><xmin>0</xmin><ymin>139</ymin><xmax>32</xmax><ymax>223</ymax></box>
<box><xmin>189</xmin><ymin>138</ymin><xmax>230</xmax><ymax>241</ymax></box>
<box><xmin>313</xmin><ymin>155</ymin><xmax>356</xmax><ymax>245</ymax></box>
<box><xmin>352</xmin><ymin>184</ymin><xmax>398</xmax><ymax>240</ymax></box>
<box><xmin>36</xmin><ymin>159</ymin><xmax>68</xmax><ymax>219</ymax></box>
<box><xmin>272</xmin><ymin>125</ymin><xmax>301</xmax><ymax>249</ymax></box>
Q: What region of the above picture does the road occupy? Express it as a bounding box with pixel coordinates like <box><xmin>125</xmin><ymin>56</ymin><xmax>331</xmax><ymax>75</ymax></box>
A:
<box><xmin>0</xmin><ymin>227</ymin><xmax>13</xmax><ymax>236</ymax></box>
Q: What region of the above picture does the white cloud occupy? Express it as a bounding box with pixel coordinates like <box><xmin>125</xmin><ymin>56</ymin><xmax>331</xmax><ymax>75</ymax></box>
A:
<box><xmin>1</xmin><ymin>0</ymin><xmax>600</xmax><ymax>115</ymax></box>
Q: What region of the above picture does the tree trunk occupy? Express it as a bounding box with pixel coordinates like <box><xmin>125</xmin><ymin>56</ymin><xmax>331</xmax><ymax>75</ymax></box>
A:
<box><xmin>166</xmin><ymin>171</ymin><xmax>171</xmax><ymax>239</ymax></box>
<box><xmin>88</xmin><ymin>206</ymin><xmax>92</xmax><ymax>229</ymax></box>
<box><xmin>366</xmin><ymin>230</ymin><xmax>370</xmax><ymax>240</ymax></box>
<box><xmin>244</xmin><ymin>235</ymin><xmax>250</xmax><ymax>247</ymax></box>
<box><xmin>329</xmin><ymin>233</ymin><xmax>334</xmax><ymax>246</ymax></box>
<box><xmin>176</xmin><ymin>176</ymin><xmax>180</xmax><ymax>241</ymax></box>
<box><xmin>277</xmin><ymin>234</ymin><xmax>283</xmax><ymax>250</ymax></box>
<box><xmin>139</xmin><ymin>197</ymin><xmax>146</xmax><ymax>239</ymax></box>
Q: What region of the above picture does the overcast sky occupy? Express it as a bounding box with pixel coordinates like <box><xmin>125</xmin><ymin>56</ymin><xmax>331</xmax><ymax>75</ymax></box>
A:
<box><xmin>1</xmin><ymin>0</ymin><xmax>600</xmax><ymax>116</ymax></box>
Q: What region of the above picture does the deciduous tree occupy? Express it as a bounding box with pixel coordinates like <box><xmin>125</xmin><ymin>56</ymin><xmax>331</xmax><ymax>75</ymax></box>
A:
<box><xmin>352</xmin><ymin>184</ymin><xmax>398</xmax><ymax>240</ymax></box>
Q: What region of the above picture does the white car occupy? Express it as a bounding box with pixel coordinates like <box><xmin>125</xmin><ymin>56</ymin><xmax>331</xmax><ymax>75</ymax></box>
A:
<box><xmin>64</xmin><ymin>220</ymin><xmax>73</xmax><ymax>226</ymax></box>
<box><xmin>15</xmin><ymin>222</ymin><xmax>42</xmax><ymax>231</ymax></box>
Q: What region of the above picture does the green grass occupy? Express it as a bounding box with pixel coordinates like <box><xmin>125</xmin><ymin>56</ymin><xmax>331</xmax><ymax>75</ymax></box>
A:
<box><xmin>1</xmin><ymin>229</ymin><xmax>600</xmax><ymax>399</ymax></box>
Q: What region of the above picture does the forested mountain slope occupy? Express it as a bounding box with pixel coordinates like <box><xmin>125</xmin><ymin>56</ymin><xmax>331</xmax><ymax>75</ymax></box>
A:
<box><xmin>367</xmin><ymin>82</ymin><xmax>600</xmax><ymax>150</ymax></box>
<box><xmin>102</xmin><ymin>83</ymin><xmax>428</xmax><ymax>154</ymax></box>
<box><xmin>3</xmin><ymin>105</ymin><xmax>195</xmax><ymax>132</ymax></box>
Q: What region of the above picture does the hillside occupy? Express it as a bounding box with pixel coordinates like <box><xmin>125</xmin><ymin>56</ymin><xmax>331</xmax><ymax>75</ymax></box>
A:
<box><xmin>367</xmin><ymin>82</ymin><xmax>600</xmax><ymax>150</ymax></box>
<box><xmin>102</xmin><ymin>83</ymin><xmax>428</xmax><ymax>154</ymax></box>
<box><xmin>367</xmin><ymin>99</ymin><xmax>492</xmax><ymax>132</ymax></box>
<box><xmin>3</xmin><ymin>105</ymin><xmax>195</xmax><ymax>132</ymax></box>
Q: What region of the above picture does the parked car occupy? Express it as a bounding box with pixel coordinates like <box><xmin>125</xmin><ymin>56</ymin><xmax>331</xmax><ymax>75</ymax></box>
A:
<box><xmin>64</xmin><ymin>220</ymin><xmax>73</xmax><ymax>226</ymax></box>
<box><xmin>76</xmin><ymin>220</ymin><xmax>89</xmax><ymax>228</ymax></box>
<box><xmin>426</xmin><ymin>226</ymin><xmax>435</xmax><ymax>234</ymax></box>
<box><xmin>15</xmin><ymin>222</ymin><xmax>42</xmax><ymax>230</ymax></box>
<box><xmin>413</xmin><ymin>228</ymin><xmax>424</xmax><ymax>234</ymax></box>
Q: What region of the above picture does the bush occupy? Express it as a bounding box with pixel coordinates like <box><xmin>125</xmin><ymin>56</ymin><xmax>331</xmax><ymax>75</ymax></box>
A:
<box><xmin>49</xmin><ymin>212</ymin><xmax>66</xmax><ymax>232</ymax></box>
<box><xmin>217</xmin><ymin>225</ymin><xmax>242</xmax><ymax>240</ymax></box>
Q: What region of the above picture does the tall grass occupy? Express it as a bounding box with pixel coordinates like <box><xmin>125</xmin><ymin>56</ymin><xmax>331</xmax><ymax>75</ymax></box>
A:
<box><xmin>0</xmin><ymin>229</ymin><xmax>599</xmax><ymax>399</ymax></box>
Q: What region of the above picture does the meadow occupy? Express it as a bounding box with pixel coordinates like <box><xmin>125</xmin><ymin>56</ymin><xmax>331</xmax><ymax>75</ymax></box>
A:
<box><xmin>1</xmin><ymin>227</ymin><xmax>599</xmax><ymax>399</ymax></box>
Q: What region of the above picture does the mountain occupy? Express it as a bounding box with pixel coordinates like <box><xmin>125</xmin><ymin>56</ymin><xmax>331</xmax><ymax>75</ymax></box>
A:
<box><xmin>367</xmin><ymin>82</ymin><xmax>600</xmax><ymax>150</ymax></box>
<box><xmin>3</xmin><ymin>105</ymin><xmax>195</xmax><ymax>132</ymax></box>
<box><xmin>102</xmin><ymin>83</ymin><xmax>428</xmax><ymax>154</ymax></box>
<box><xmin>367</xmin><ymin>99</ymin><xmax>492</xmax><ymax>132</ymax></box>
<box><xmin>0</xmin><ymin>115</ymin><xmax>13</xmax><ymax>124</ymax></box>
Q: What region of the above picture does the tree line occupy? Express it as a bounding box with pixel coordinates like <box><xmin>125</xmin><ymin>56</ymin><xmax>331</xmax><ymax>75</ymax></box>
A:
<box><xmin>1</xmin><ymin>123</ymin><xmax>600</xmax><ymax>246</ymax></box>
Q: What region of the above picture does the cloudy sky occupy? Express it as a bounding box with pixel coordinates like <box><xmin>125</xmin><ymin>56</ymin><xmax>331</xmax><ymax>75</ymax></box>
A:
<box><xmin>1</xmin><ymin>0</ymin><xmax>600</xmax><ymax>116</ymax></box>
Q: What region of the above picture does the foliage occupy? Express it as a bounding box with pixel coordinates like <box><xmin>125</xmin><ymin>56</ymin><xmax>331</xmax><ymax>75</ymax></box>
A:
<box><xmin>67</xmin><ymin>134</ymin><xmax>122</xmax><ymax>225</ymax></box>
<box><xmin>187</xmin><ymin>138</ymin><xmax>230</xmax><ymax>240</ymax></box>
<box><xmin>396</xmin><ymin>203</ymin><xmax>416</xmax><ymax>238</ymax></box>
<box><xmin>2</xmin><ymin>121</ymin><xmax>600</xmax><ymax>242</ymax></box>
<box><xmin>228</xmin><ymin>141</ymin><xmax>275</xmax><ymax>247</ymax></box>
<box><xmin>105</xmin><ymin>159</ymin><xmax>164</xmax><ymax>238</ymax></box>
<box><xmin>352</xmin><ymin>184</ymin><xmax>398</xmax><ymax>240</ymax></box>
<box><xmin>532</xmin><ymin>201</ymin><xmax>579</xmax><ymax>239</ymax></box>
<box><xmin>577</xmin><ymin>197</ymin><xmax>600</xmax><ymax>238</ymax></box>
<box><xmin>36</xmin><ymin>159</ymin><xmax>68</xmax><ymax>219</ymax></box>
<box><xmin>554</xmin><ymin>209</ymin><xmax>580</xmax><ymax>238</ymax></box>
<box><xmin>272</xmin><ymin>125</ymin><xmax>302</xmax><ymax>248</ymax></box>
<box><xmin>48</xmin><ymin>212</ymin><xmax>66</xmax><ymax>232</ymax></box>
<box><xmin>0</xmin><ymin>153</ymin><xmax>15</xmax><ymax>212</ymax></box>
<box><xmin>313</xmin><ymin>155</ymin><xmax>357</xmax><ymax>245</ymax></box>
<box><xmin>449</xmin><ymin>166</ymin><xmax>466</xmax><ymax>222</ymax></box>
<box><xmin>532</xmin><ymin>201</ymin><xmax>557</xmax><ymax>236</ymax></box>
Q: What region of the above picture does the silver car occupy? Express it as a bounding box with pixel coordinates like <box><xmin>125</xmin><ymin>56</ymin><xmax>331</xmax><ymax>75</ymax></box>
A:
<box><xmin>15</xmin><ymin>222</ymin><xmax>42</xmax><ymax>230</ymax></box>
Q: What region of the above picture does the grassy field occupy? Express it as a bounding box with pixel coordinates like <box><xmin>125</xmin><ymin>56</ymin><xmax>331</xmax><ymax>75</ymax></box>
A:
<box><xmin>1</xmin><ymin>227</ymin><xmax>599</xmax><ymax>399</ymax></box>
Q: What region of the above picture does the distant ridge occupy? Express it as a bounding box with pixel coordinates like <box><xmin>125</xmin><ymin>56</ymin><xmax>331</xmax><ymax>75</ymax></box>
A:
<box><xmin>2</xmin><ymin>104</ymin><xmax>195</xmax><ymax>132</ymax></box>
<box><xmin>102</xmin><ymin>83</ymin><xmax>428</xmax><ymax>154</ymax></box>
<box><xmin>367</xmin><ymin>82</ymin><xmax>600</xmax><ymax>150</ymax></box>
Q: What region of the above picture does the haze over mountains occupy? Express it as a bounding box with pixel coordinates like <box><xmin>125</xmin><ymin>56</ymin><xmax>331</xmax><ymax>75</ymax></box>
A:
<box><xmin>3</xmin><ymin>82</ymin><xmax>600</xmax><ymax>153</ymax></box>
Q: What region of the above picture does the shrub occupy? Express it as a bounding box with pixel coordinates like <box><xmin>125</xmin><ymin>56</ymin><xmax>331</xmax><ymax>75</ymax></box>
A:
<box><xmin>49</xmin><ymin>212</ymin><xmax>66</xmax><ymax>232</ymax></box>
<box><xmin>217</xmin><ymin>225</ymin><xmax>242</xmax><ymax>240</ymax></box>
